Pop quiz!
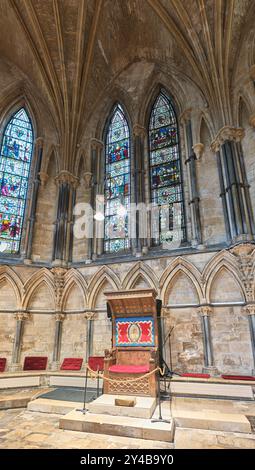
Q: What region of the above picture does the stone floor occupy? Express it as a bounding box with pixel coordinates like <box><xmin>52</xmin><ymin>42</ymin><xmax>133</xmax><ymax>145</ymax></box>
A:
<box><xmin>0</xmin><ymin>408</ymin><xmax>173</xmax><ymax>449</ymax></box>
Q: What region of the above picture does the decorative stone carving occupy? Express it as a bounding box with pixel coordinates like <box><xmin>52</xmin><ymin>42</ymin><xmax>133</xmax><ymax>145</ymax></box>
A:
<box><xmin>55</xmin><ymin>313</ymin><xmax>66</xmax><ymax>322</ymax></box>
<box><xmin>91</xmin><ymin>138</ymin><xmax>104</xmax><ymax>151</ymax></box>
<box><xmin>38</xmin><ymin>171</ymin><xmax>49</xmax><ymax>187</ymax></box>
<box><xmin>84</xmin><ymin>311</ymin><xmax>95</xmax><ymax>320</ymax></box>
<box><xmin>82</xmin><ymin>172</ymin><xmax>93</xmax><ymax>190</ymax></box>
<box><xmin>198</xmin><ymin>306</ymin><xmax>213</xmax><ymax>317</ymax></box>
<box><xmin>242</xmin><ymin>304</ymin><xmax>255</xmax><ymax>316</ymax></box>
<box><xmin>14</xmin><ymin>312</ymin><xmax>31</xmax><ymax>322</ymax></box>
<box><xmin>211</xmin><ymin>126</ymin><xmax>245</xmax><ymax>152</ymax></box>
<box><xmin>192</xmin><ymin>143</ymin><xmax>204</xmax><ymax>160</ymax></box>
<box><xmin>51</xmin><ymin>267</ymin><xmax>67</xmax><ymax>311</ymax></box>
<box><xmin>133</xmin><ymin>124</ymin><xmax>146</xmax><ymax>138</ymax></box>
<box><xmin>231</xmin><ymin>243</ymin><xmax>255</xmax><ymax>302</ymax></box>
<box><xmin>249</xmin><ymin>114</ymin><xmax>255</xmax><ymax>129</ymax></box>
<box><xmin>55</xmin><ymin>171</ymin><xmax>79</xmax><ymax>188</ymax></box>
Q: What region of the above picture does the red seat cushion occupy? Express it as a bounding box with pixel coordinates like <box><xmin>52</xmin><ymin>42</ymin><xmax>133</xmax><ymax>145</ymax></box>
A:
<box><xmin>88</xmin><ymin>356</ymin><xmax>105</xmax><ymax>372</ymax></box>
<box><xmin>181</xmin><ymin>373</ymin><xmax>211</xmax><ymax>379</ymax></box>
<box><xmin>0</xmin><ymin>358</ymin><xmax>6</xmax><ymax>372</ymax></box>
<box><xmin>221</xmin><ymin>375</ymin><xmax>255</xmax><ymax>381</ymax></box>
<box><xmin>60</xmin><ymin>358</ymin><xmax>83</xmax><ymax>371</ymax></box>
<box><xmin>23</xmin><ymin>356</ymin><xmax>47</xmax><ymax>371</ymax></box>
<box><xmin>109</xmin><ymin>364</ymin><xmax>150</xmax><ymax>374</ymax></box>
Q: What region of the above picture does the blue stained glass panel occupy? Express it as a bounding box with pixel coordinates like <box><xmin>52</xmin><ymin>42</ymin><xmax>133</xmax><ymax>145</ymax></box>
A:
<box><xmin>104</xmin><ymin>104</ymin><xmax>130</xmax><ymax>253</ymax></box>
<box><xmin>0</xmin><ymin>108</ymin><xmax>33</xmax><ymax>254</ymax></box>
<box><xmin>149</xmin><ymin>92</ymin><xmax>185</xmax><ymax>244</ymax></box>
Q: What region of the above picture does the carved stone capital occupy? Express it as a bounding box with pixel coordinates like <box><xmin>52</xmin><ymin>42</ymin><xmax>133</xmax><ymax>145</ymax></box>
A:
<box><xmin>193</xmin><ymin>143</ymin><xmax>204</xmax><ymax>160</ymax></box>
<box><xmin>55</xmin><ymin>171</ymin><xmax>79</xmax><ymax>187</ymax></box>
<box><xmin>133</xmin><ymin>124</ymin><xmax>146</xmax><ymax>138</ymax></box>
<box><xmin>82</xmin><ymin>172</ymin><xmax>93</xmax><ymax>190</ymax></box>
<box><xmin>249</xmin><ymin>114</ymin><xmax>255</xmax><ymax>129</ymax></box>
<box><xmin>38</xmin><ymin>171</ymin><xmax>49</xmax><ymax>187</ymax></box>
<box><xmin>14</xmin><ymin>312</ymin><xmax>31</xmax><ymax>321</ymax></box>
<box><xmin>55</xmin><ymin>313</ymin><xmax>66</xmax><ymax>322</ymax></box>
<box><xmin>84</xmin><ymin>311</ymin><xmax>95</xmax><ymax>320</ymax></box>
<box><xmin>179</xmin><ymin>108</ymin><xmax>192</xmax><ymax>124</ymax></box>
<box><xmin>211</xmin><ymin>126</ymin><xmax>245</xmax><ymax>152</ymax></box>
<box><xmin>198</xmin><ymin>306</ymin><xmax>213</xmax><ymax>317</ymax></box>
<box><xmin>91</xmin><ymin>138</ymin><xmax>104</xmax><ymax>151</ymax></box>
<box><xmin>243</xmin><ymin>304</ymin><xmax>255</xmax><ymax>316</ymax></box>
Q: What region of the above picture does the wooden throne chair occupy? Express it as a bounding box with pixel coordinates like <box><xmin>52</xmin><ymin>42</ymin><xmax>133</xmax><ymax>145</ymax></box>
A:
<box><xmin>103</xmin><ymin>289</ymin><xmax>159</xmax><ymax>397</ymax></box>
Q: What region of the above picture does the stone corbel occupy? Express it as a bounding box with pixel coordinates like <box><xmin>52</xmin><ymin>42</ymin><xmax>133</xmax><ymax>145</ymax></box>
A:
<box><xmin>84</xmin><ymin>311</ymin><xmax>95</xmax><ymax>320</ymax></box>
<box><xmin>54</xmin><ymin>312</ymin><xmax>66</xmax><ymax>322</ymax></box>
<box><xmin>179</xmin><ymin>108</ymin><xmax>192</xmax><ymax>125</ymax></box>
<box><xmin>14</xmin><ymin>311</ymin><xmax>31</xmax><ymax>322</ymax></box>
<box><xmin>211</xmin><ymin>126</ymin><xmax>245</xmax><ymax>153</ymax></box>
<box><xmin>55</xmin><ymin>171</ymin><xmax>79</xmax><ymax>188</ymax></box>
<box><xmin>192</xmin><ymin>143</ymin><xmax>204</xmax><ymax>161</ymax></box>
<box><xmin>198</xmin><ymin>306</ymin><xmax>213</xmax><ymax>317</ymax></box>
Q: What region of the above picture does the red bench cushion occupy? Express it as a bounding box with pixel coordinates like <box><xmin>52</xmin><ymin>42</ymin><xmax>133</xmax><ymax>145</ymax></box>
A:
<box><xmin>109</xmin><ymin>364</ymin><xmax>150</xmax><ymax>374</ymax></box>
<box><xmin>0</xmin><ymin>358</ymin><xmax>6</xmax><ymax>372</ymax></box>
<box><xmin>221</xmin><ymin>375</ymin><xmax>255</xmax><ymax>381</ymax></box>
<box><xmin>23</xmin><ymin>356</ymin><xmax>47</xmax><ymax>371</ymax></box>
<box><xmin>88</xmin><ymin>356</ymin><xmax>104</xmax><ymax>372</ymax></box>
<box><xmin>181</xmin><ymin>373</ymin><xmax>211</xmax><ymax>379</ymax></box>
<box><xmin>60</xmin><ymin>358</ymin><xmax>83</xmax><ymax>371</ymax></box>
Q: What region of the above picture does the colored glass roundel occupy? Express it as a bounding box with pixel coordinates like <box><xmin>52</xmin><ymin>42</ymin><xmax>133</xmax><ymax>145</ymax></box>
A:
<box><xmin>104</xmin><ymin>104</ymin><xmax>130</xmax><ymax>253</ymax></box>
<box><xmin>149</xmin><ymin>92</ymin><xmax>185</xmax><ymax>245</ymax></box>
<box><xmin>0</xmin><ymin>108</ymin><xmax>33</xmax><ymax>254</ymax></box>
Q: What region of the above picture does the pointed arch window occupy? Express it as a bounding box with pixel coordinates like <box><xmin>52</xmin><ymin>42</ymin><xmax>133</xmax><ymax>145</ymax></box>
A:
<box><xmin>104</xmin><ymin>104</ymin><xmax>130</xmax><ymax>253</ymax></box>
<box><xmin>0</xmin><ymin>108</ymin><xmax>34</xmax><ymax>254</ymax></box>
<box><xmin>149</xmin><ymin>91</ymin><xmax>185</xmax><ymax>245</ymax></box>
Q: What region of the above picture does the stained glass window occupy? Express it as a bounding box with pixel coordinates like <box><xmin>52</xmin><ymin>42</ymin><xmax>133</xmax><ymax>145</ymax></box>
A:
<box><xmin>149</xmin><ymin>91</ymin><xmax>185</xmax><ymax>245</ymax></box>
<box><xmin>0</xmin><ymin>108</ymin><xmax>33</xmax><ymax>254</ymax></box>
<box><xmin>104</xmin><ymin>104</ymin><xmax>130</xmax><ymax>253</ymax></box>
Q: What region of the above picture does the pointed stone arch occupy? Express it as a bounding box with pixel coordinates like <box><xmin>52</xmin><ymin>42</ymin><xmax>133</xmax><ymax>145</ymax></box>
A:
<box><xmin>44</xmin><ymin>144</ymin><xmax>60</xmax><ymax>176</ymax></box>
<box><xmin>0</xmin><ymin>266</ymin><xmax>23</xmax><ymax>309</ymax></box>
<box><xmin>122</xmin><ymin>262</ymin><xmax>159</xmax><ymax>291</ymax></box>
<box><xmin>202</xmin><ymin>250</ymin><xmax>245</xmax><ymax>302</ymax></box>
<box><xmin>88</xmin><ymin>266</ymin><xmax>121</xmax><ymax>309</ymax></box>
<box><xmin>23</xmin><ymin>268</ymin><xmax>55</xmax><ymax>310</ymax></box>
<box><xmin>160</xmin><ymin>257</ymin><xmax>203</xmax><ymax>304</ymax></box>
<box><xmin>61</xmin><ymin>269</ymin><xmax>87</xmax><ymax>311</ymax></box>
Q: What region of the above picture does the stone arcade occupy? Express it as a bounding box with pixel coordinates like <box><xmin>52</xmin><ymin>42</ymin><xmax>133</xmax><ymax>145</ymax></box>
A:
<box><xmin>0</xmin><ymin>0</ymin><xmax>255</xmax><ymax>450</ymax></box>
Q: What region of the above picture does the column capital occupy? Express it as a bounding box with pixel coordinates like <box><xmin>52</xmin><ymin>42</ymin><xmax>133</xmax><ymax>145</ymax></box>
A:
<box><xmin>34</xmin><ymin>137</ymin><xmax>44</xmax><ymax>151</ymax></box>
<box><xmin>179</xmin><ymin>108</ymin><xmax>192</xmax><ymax>124</ymax></box>
<box><xmin>38</xmin><ymin>171</ymin><xmax>49</xmax><ymax>187</ymax></box>
<box><xmin>192</xmin><ymin>143</ymin><xmax>204</xmax><ymax>160</ymax></box>
<box><xmin>243</xmin><ymin>304</ymin><xmax>255</xmax><ymax>316</ymax></box>
<box><xmin>55</xmin><ymin>171</ymin><xmax>79</xmax><ymax>187</ymax></box>
<box><xmin>54</xmin><ymin>312</ymin><xmax>66</xmax><ymax>322</ymax></box>
<box><xmin>133</xmin><ymin>124</ymin><xmax>146</xmax><ymax>138</ymax></box>
<box><xmin>82</xmin><ymin>171</ymin><xmax>93</xmax><ymax>190</ymax></box>
<box><xmin>198</xmin><ymin>305</ymin><xmax>213</xmax><ymax>316</ymax></box>
<box><xmin>249</xmin><ymin>114</ymin><xmax>255</xmax><ymax>129</ymax></box>
<box><xmin>14</xmin><ymin>311</ymin><xmax>31</xmax><ymax>321</ymax></box>
<box><xmin>211</xmin><ymin>126</ymin><xmax>245</xmax><ymax>152</ymax></box>
<box><xmin>84</xmin><ymin>311</ymin><xmax>95</xmax><ymax>320</ymax></box>
<box><xmin>91</xmin><ymin>138</ymin><xmax>104</xmax><ymax>151</ymax></box>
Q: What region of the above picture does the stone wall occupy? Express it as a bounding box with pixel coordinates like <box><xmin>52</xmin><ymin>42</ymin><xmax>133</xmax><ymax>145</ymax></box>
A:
<box><xmin>0</xmin><ymin>244</ymin><xmax>254</xmax><ymax>375</ymax></box>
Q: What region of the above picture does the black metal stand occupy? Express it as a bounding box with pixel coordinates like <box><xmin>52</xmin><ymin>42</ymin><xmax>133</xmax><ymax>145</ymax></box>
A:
<box><xmin>151</xmin><ymin>371</ymin><xmax>171</xmax><ymax>424</ymax></box>
<box><xmin>76</xmin><ymin>366</ymin><xmax>89</xmax><ymax>414</ymax></box>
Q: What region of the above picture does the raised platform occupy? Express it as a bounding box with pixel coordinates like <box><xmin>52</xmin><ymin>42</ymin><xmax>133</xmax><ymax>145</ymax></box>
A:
<box><xmin>174</xmin><ymin>409</ymin><xmax>251</xmax><ymax>433</ymax></box>
<box><xmin>88</xmin><ymin>394</ymin><xmax>156</xmax><ymax>419</ymax></box>
<box><xmin>59</xmin><ymin>407</ymin><xmax>174</xmax><ymax>442</ymax></box>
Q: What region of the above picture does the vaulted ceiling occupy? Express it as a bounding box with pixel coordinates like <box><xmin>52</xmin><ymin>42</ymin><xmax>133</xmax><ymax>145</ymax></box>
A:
<box><xmin>0</xmin><ymin>0</ymin><xmax>254</xmax><ymax>170</ymax></box>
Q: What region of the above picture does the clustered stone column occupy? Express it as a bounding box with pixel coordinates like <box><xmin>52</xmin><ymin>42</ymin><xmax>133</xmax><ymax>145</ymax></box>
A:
<box><xmin>52</xmin><ymin>171</ymin><xmax>79</xmax><ymax>266</ymax></box>
<box><xmin>199</xmin><ymin>306</ymin><xmax>218</xmax><ymax>375</ymax></box>
<box><xmin>10</xmin><ymin>312</ymin><xmax>30</xmax><ymax>371</ymax></box>
<box><xmin>244</xmin><ymin>305</ymin><xmax>255</xmax><ymax>376</ymax></box>
<box><xmin>183</xmin><ymin>117</ymin><xmax>204</xmax><ymax>247</ymax></box>
<box><xmin>133</xmin><ymin>125</ymin><xmax>147</xmax><ymax>256</ymax></box>
<box><xmin>90</xmin><ymin>139</ymin><xmax>104</xmax><ymax>260</ymax></box>
<box><xmin>51</xmin><ymin>313</ymin><xmax>66</xmax><ymax>370</ymax></box>
<box><xmin>211</xmin><ymin>126</ymin><xmax>255</xmax><ymax>244</ymax></box>
<box><xmin>23</xmin><ymin>138</ymin><xmax>44</xmax><ymax>263</ymax></box>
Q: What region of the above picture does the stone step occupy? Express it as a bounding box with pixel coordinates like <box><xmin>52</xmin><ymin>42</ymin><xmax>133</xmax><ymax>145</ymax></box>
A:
<box><xmin>88</xmin><ymin>394</ymin><xmax>157</xmax><ymax>419</ymax></box>
<box><xmin>27</xmin><ymin>398</ymin><xmax>83</xmax><ymax>414</ymax></box>
<box><xmin>174</xmin><ymin>409</ymin><xmax>251</xmax><ymax>433</ymax></box>
<box><xmin>59</xmin><ymin>408</ymin><xmax>174</xmax><ymax>442</ymax></box>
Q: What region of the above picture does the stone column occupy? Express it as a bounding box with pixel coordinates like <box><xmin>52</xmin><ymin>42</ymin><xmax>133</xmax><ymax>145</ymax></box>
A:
<box><xmin>51</xmin><ymin>313</ymin><xmax>66</xmax><ymax>370</ymax></box>
<box><xmin>90</xmin><ymin>140</ymin><xmax>104</xmax><ymax>259</ymax></box>
<box><xmin>10</xmin><ymin>312</ymin><xmax>30</xmax><ymax>371</ymax></box>
<box><xmin>183</xmin><ymin>117</ymin><xmax>203</xmax><ymax>247</ymax></box>
<box><xmin>133</xmin><ymin>125</ymin><xmax>147</xmax><ymax>255</ymax></box>
<box><xmin>52</xmin><ymin>171</ymin><xmax>79</xmax><ymax>266</ymax></box>
<box><xmin>85</xmin><ymin>312</ymin><xmax>95</xmax><ymax>362</ymax></box>
<box><xmin>211</xmin><ymin>126</ymin><xmax>255</xmax><ymax>244</ymax></box>
<box><xmin>243</xmin><ymin>305</ymin><xmax>255</xmax><ymax>375</ymax></box>
<box><xmin>199</xmin><ymin>306</ymin><xmax>218</xmax><ymax>375</ymax></box>
<box><xmin>23</xmin><ymin>138</ymin><xmax>44</xmax><ymax>263</ymax></box>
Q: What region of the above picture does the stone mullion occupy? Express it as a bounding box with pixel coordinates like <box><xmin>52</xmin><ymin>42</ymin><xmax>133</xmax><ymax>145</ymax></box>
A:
<box><xmin>24</xmin><ymin>138</ymin><xmax>44</xmax><ymax>262</ymax></box>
